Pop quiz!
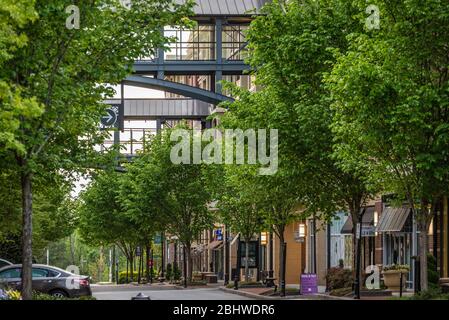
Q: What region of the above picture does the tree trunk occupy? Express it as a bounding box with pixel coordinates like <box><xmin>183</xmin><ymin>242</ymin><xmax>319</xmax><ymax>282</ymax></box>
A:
<box><xmin>130</xmin><ymin>252</ymin><xmax>134</xmax><ymax>282</ymax></box>
<box><xmin>126</xmin><ymin>258</ymin><xmax>129</xmax><ymax>283</ymax></box>
<box><xmin>183</xmin><ymin>245</ymin><xmax>188</xmax><ymax>288</ymax></box>
<box><xmin>98</xmin><ymin>246</ymin><xmax>104</xmax><ymax>283</ymax></box>
<box><xmin>146</xmin><ymin>244</ymin><xmax>150</xmax><ymax>283</ymax></box>
<box><xmin>278</xmin><ymin>226</ymin><xmax>286</xmax><ymax>297</ymax></box>
<box><xmin>112</xmin><ymin>246</ymin><xmax>116</xmax><ymax>283</ymax></box>
<box><xmin>418</xmin><ymin>221</ymin><xmax>430</xmax><ymax>291</ymax></box>
<box><xmin>70</xmin><ymin>234</ymin><xmax>76</xmax><ymax>265</ymax></box>
<box><xmin>245</xmin><ymin>240</ymin><xmax>250</xmax><ymax>283</ymax></box>
<box><xmin>20</xmin><ymin>169</ymin><xmax>33</xmax><ymax>300</ymax></box>
<box><xmin>137</xmin><ymin>249</ymin><xmax>142</xmax><ymax>284</ymax></box>
<box><xmin>186</xmin><ymin>243</ymin><xmax>193</xmax><ymax>283</ymax></box>
<box><xmin>349</xmin><ymin>201</ymin><xmax>362</xmax><ymax>299</ymax></box>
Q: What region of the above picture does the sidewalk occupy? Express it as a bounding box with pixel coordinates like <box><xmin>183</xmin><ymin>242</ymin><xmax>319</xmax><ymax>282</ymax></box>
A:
<box><xmin>219</xmin><ymin>286</ymin><xmax>403</xmax><ymax>300</ymax></box>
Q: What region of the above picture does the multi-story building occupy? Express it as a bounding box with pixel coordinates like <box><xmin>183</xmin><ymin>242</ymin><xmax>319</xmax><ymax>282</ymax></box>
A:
<box><xmin>103</xmin><ymin>0</ymin><xmax>449</xmax><ymax>291</ymax></box>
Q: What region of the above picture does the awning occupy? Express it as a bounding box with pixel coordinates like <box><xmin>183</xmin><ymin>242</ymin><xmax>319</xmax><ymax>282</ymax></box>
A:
<box><xmin>340</xmin><ymin>206</ymin><xmax>375</xmax><ymax>235</ymax></box>
<box><xmin>207</xmin><ymin>240</ymin><xmax>223</xmax><ymax>250</ymax></box>
<box><xmin>376</xmin><ymin>207</ymin><xmax>411</xmax><ymax>233</ymax></box>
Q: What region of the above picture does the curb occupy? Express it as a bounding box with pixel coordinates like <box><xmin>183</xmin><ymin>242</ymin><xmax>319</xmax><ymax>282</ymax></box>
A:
<box><xmin>219</xmin><ymin>287</ymin><xmax>355</xmax><ymax>300</ymax></box>
<box><xmin>219</xmin><ymin>287</ymin><xmax>279</xmax><ymax>300</ymax></box>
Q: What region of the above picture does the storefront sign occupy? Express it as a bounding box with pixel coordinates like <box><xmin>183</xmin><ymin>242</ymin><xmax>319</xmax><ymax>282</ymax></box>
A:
<box><xmin>300</xmin><ymin>274</ymin><xmax>318</xmax><ymax>295</ymax></box>
<box><xmin>362</xmin><ymin>226</ymin><xmax>376</xmax><ymax>237</ymax></box>
<box><xmin>356</xmin><ymin>223</ymin><xmax>361</xmax><ymax>239</ymax></box>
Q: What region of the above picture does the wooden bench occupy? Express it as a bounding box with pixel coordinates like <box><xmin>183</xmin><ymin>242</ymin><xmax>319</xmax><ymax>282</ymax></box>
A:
<box><xmin>439</xmin><ymin>278</ymin><xmax>449</xmax><ymax>293</ymax></box>
<box><xmin>205</xmin><ymin>274</ymin><xmax>218</xmax><ymax>284</ymax></box>
<box><xmin>265</xmin><ymin>277</ymin><xmax>276</xmax><ymax>288</ymax></box>
<box><xmin>192</xmin><ymin>274</ymin><xmax>203</xmax><ymax>281</ymax></box>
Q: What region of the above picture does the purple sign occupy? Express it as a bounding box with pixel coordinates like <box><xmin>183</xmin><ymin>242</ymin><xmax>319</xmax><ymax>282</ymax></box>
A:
<box><xmin>300</xmin><ymin>273</ymin><xmax>318</xmax><ymax>295</ymax></box>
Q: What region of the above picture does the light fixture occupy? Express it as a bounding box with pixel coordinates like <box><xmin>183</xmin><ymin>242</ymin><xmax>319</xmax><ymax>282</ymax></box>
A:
<box><xmin>374</xmin><ymin>211</ymin><xmax>379</xmax><ymax>236</ymax></box>
<box><xmin>260</xmin><ymin>232</ymin><xmax>268</xmax><ymax>245</ymax></box>
<box><xmin>298</xmin><ymin>223</ymin><xmax>306</xmax><ymax>238</ymax></box>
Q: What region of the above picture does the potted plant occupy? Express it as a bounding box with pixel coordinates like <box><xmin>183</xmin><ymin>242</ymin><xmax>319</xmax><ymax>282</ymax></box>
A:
<box><xmin>382</xmin><ymin>264</ymin><xmax>410</xmax><ymax>291</ymax></box>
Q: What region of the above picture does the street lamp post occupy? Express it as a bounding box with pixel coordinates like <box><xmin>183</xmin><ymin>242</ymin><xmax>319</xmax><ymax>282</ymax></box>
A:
<box><xmin>354</xmin><ymin>222</ymin><xmax>362</xmax><ymax>300</ymax></box>
<box><xmin>297</xmin><ymin>223</ymin><xmax>306</xmax><ymax>295</ymax></box>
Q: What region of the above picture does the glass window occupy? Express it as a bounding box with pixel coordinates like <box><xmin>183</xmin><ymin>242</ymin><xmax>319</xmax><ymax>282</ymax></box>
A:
<box><xmin>164</xmin><ymin>25</ymin><xmax>215</xmax><ymax>61</ymax></box>
<box><xmin>0</xmin><ymin>268</ymin><xmax>21</xmax><ymax>279</ymax></box>
<box><xmin>32</xmin><ymin>268</ymin><xmax>49</xmax><ymax>278</ymax></box>
<box><xmin>239</xmin><ymin>242</ymin><xmax>258</xmax><ymax>268</ymax></box>
<box><xmin>222</xmin><ymin>25</ymin><xmax>249</xmax><ymax>61</ymax></box>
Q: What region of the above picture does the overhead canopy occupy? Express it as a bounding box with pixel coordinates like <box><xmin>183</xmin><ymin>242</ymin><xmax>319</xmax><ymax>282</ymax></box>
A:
<box><xmin>175</xmin><ymin>0</ymin><xmax>269</xmax><ymax>16</ymax></box>
<box><xmin>376</xmin><ymin>207</ymin><xmax>411</xmax><ymax>233</ymax></box>
<box><xmin>340</xmin><ymin>206</ymin><xmax>375</xmax><ymax>235</ymax></box>
<box><xmin>207</xmin><ymin>240</ymin><xmax>223</xmax><ymax>250</ymax></box>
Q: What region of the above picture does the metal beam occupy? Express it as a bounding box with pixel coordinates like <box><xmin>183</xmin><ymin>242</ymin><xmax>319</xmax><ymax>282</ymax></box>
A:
<box><xmin>123</xmin><ymin>75</ymin><xmax>233</xmax><ymax>105</ymax></box>
<box><xmin>133</xmin><ymin>61</ymin><xmax>250</xmax><ymax>75</ymax></box>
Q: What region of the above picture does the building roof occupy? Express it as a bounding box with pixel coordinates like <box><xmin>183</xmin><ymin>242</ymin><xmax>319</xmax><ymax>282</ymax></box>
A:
<box><xmin>175</xmin><ymin>0</ymin><xmax>269</xmax><ymax>16</ymax></box>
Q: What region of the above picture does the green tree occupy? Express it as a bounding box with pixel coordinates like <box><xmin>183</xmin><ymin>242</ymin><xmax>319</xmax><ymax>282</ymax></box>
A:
<box><xmin>217</xmin><ymin>165</ymin><xmax>264</xmax><ymax>283</ymax></box>
<box><xmin>0</xmin><ymin>0</ymin><xmax>193</xmax><ymax>299</ymax></box>
<box><xmin>218</xmin><ymin>0</ymin><xmax>376</xmax><ymax>296</ymax></box>
<box><xmin>77</xmin><ymin>169</ymin><xmax>141</xmax><ymax>281</ymax></box>
<box><xmin>134</xmin><ymin>127</ymin><xmax>214</xmax><ymax>284</ymax></box>
<box><xmin>326</xmin><ymin>0</ymin><xmax>449</xmax><ymax>291</ymax></box>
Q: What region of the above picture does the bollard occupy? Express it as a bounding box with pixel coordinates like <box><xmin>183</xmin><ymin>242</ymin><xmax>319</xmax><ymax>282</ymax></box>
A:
<box><xmin>399</xmin><ymin>272</ymin><xmax>403</xmax><ymax>298</ymax></box>
<box><xmin>131</xmin><ymin>292</ymin><xmax>151</xmax><ymax>300</ymax></box>
<box><xmin>234</xmin><ymin>276</ymin><xmax>239</xmax><ymax>290</ymax></box>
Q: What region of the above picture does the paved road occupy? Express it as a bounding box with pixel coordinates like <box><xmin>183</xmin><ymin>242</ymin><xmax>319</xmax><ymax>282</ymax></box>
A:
<box><xmin>92</xmin><ymin>286</ymin><xmax>253</xmax><ymax>300</ymax></box>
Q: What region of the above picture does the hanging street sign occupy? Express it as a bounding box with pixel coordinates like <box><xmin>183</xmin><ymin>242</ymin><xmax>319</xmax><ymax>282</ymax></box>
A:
<box><xmin>100</xmin><ymin>103</ymin><xmax>123</xmax><ymax>131</ymax></box>
<box><xmin>100</xmin><ymin>105</ymin><xmax>119</xmax><ymax>129</ymax></box>
<box><xmin>101</xmin><ymin>108</ymin><xmax>118</xmax><ymax>127</ymax></box>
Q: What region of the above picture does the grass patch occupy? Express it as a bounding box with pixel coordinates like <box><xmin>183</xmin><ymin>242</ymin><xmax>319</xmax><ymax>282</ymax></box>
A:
<box><xmin>389</xmin><ymin>288</ymin><xmax>449</xmax><ymax>300</ymax></box>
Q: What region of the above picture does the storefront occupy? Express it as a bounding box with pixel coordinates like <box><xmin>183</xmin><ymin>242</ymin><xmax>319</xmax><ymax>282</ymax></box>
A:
<box><xmin>340</xmin><ymin>206</ymin><xmax>377</xmax><ymax>269</ymax></box>
<box><xmin>328</xmin><ymin>212</ymin><xmax>351</xmax><ymax>268</ymax></box>
<box><xmin>209</xmin><ymin>228</ymin><xmax>224</xmax><ymax>279</ymax></box>
<box><xmin>376</xmin><ymin>206</ymin><xmax>414</xmax><ymax>288</ymax></box>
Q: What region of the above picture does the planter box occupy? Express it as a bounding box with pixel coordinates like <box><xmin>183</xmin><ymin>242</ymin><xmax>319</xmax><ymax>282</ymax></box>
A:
<box><xmin>383</xmin><ymin>271</ymin><xmax>407</xmax><ymax>291</ymax></box>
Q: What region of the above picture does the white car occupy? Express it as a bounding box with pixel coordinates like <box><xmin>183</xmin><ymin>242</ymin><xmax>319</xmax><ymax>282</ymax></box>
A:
<box><xmin>0</xmin><ymin>259</ymin><xmax>13</xmax><ymax>269</ymax></box>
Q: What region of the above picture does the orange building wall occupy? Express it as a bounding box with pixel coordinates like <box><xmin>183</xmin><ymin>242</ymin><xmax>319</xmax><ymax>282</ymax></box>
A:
<box><xmin>273</xmin><ymin>222</ymin><xmax>306</xmax><ymax>285</ymax></box>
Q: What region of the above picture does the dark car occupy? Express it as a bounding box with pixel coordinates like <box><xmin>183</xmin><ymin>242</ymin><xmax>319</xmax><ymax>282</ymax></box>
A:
<box><xmin>0</xmin><ymin>259</ymin><xmax>12</xmax><ymax>269</ymax></box>
<box><xmin>0</xmin><ymin>264</ymin><xmax>92</xmax><ymax>298</ymax></box>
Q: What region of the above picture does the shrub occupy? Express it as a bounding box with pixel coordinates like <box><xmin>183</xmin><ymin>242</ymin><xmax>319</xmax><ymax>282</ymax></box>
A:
<box><xmin>427</xmin><ymin>254</ymin><xmax>440</xmax><ymax>289</ymax></box>
<box><xmin>382</xmin><ymin>264</ymin><xmax>410</xmax><ymax>273</ymax></box>
<box><xmin>391</xmin><ymin>288</ymin><xmax>449</xmax><ymax>300</ymax></box>
<box><xmin>118</xmin><ymin>271</ymin><xmax>140</xmax><ymax>284</ymax></box>
<box><xmin>32</xmin><ymin>292</ymin><xmax>96</xmax><ymax>300</ymax></box>
<box><xmin>173</xmin><ymin>264</ymin><xmax>181</xmax><ymax>281</ymax></box>
<box><xmin>326</xmin><ymin>267</ymin><xmax>353</xmax><ymax>291</ymax></box>
<box><xmin>0</xmin><ymin>289</ymin><xmax>21</xmax><ymax>300</ymax></box>
<box><xmin>166</xmin><ymin>263</ymin><xmax>173</xmax><ymax>281</ymax></box>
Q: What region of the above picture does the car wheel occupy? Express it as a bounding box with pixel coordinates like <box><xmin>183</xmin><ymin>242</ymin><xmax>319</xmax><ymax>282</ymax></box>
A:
<box><xmin>50</xmin><ymin>290</ymin><xmax>68</xmax><ymax>298</ymax></box>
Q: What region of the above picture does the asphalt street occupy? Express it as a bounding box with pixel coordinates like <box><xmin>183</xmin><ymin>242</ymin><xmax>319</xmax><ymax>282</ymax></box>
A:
<box><xmin>92</xmin><ymin>286</ymin><xmax>253</xmax><ymax>300</ymax></box>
